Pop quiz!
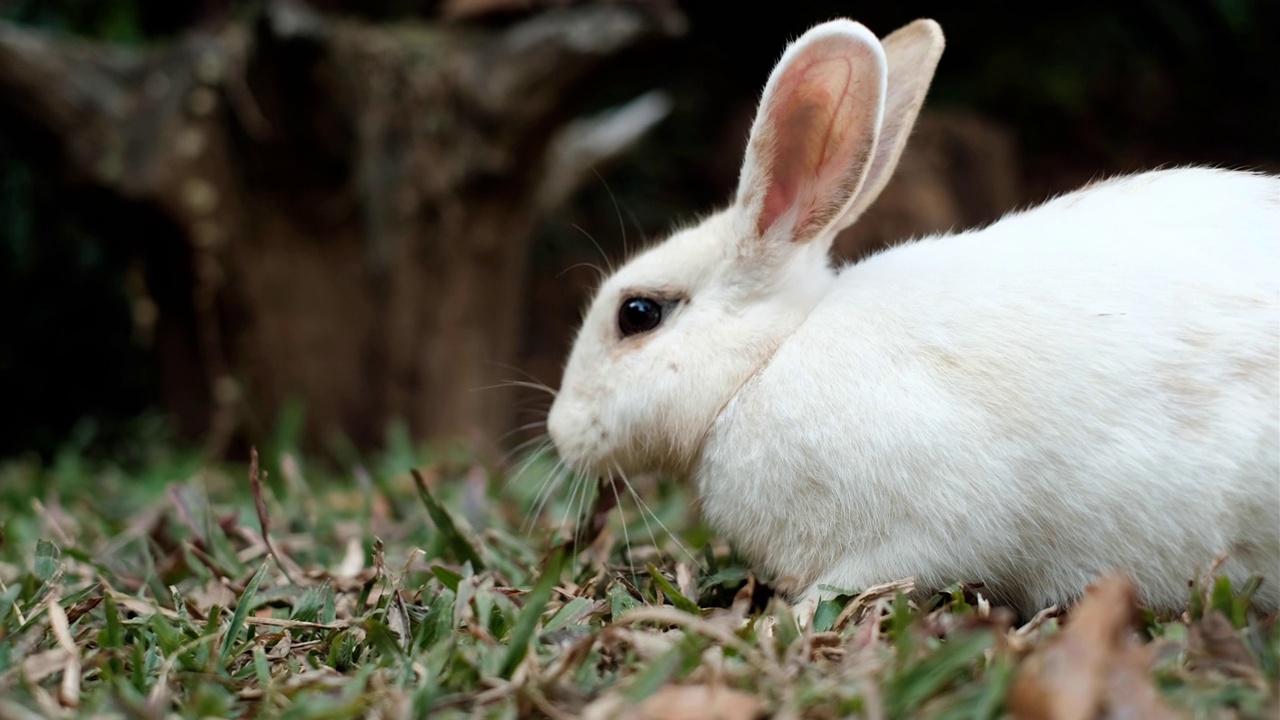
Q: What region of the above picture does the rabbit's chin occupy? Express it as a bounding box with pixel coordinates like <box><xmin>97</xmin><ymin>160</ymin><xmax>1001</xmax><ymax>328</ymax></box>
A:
<box><xmin>551</xmin><ymin>443</ymin><xmax>680</xmax><ymax>484</ymax></box>
<box><xmin>545</xmin><ymin>423</ymin><xmax>623</xmax><ymax>480</ymax></box>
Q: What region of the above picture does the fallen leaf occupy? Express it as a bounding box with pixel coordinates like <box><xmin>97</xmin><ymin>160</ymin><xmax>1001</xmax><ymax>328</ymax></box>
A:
<box><xmin>108</xmin><ymin>591</ymin><xmax>182</xmax><ymax>621</ymax></box>
<box><xmin>832</xmin><ymin>577</ymin><xmax>915</xmax><ymax>634</ymax></box>
<box><xmin>599</xmin><ymin>627</ymin><xmax>678</xmax><ymax>662</ymax></box>
<box><xmin>267</xmin><ymin>632</ymin><xmax>293</xmax><ymax>660</ymax></box>
<box><xmin>1105</xmin><ymin>641</ymin><xmax>1178</xmax><ymax>720</ymax></box>
<box><xmin>47</xmin><ymin>598</ymin><xmax>80</xmax><ymax>708</ymax></box>
<box><xmin>1186</xmin><ymin>611</ymin><xmax>1264</xmax><ymax>685</ymax></box>
<box><xmin>11</xmin><ymin>648</ymin><xmax>71</xmax><ymax>683</ymax></box>
<box><xmin>582</xmin><ymin>684</ymin><xmax>763</xmax><ymax>720</ymax></box>
<box><xmin>63</xmin><ymin>594</ymin><xmax>103</xmax><ymax>625</ymax></box>
<box><xmin>676</xmin><ymin>562</ymin><xmax>696</xmax><ymax>601</ymax></box>
<box><xmin>1007</xmin><ymin>574</ymin><xmax>1181</xmax><ymax>720</ymax></box>
<box><xmin>335</xmin><ymin>536</ymin><xmax>365</xmax><ymax>579</ymax></box>
<box><xmin>705</xmin><ymin>572</ymin><xmax>756</xmax><ymax>630</ymax></box>
<box><xmin>188</xmin><ymin>578</ymin><xmax>237</xmax><ymax>614</ymax></box>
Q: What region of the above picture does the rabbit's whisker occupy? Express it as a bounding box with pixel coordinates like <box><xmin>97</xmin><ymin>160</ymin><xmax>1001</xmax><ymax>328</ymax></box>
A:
<box><xmin>610</xmin><ymin>465</ymin><xmax>634</xmax><ymax>569</ymax></box>
<box><xmin>616</xmin><ymin>467</ymin><xmax>704</xmax><ymax>571</ymax></box>
<box><xmin>482</xmin><ymin>360</ymin><xmax>551</xmax><ymax>386</ymax></box>
<box><xmin>472</xmin><ymin>380</ymin><xmax>558</xmax><ymax>397</ymax></box>
<box><xmin>557</xmin><ymin>261</ymin><xmax>608</xmax><ymax>281</ymax></box>
<box><xmin>500</xmin><ymin>423</ymin><xmax>550</xmax><ymax>450</ymax></box>
<box><xmin>521</xmin><ymin>448</ymin><xmax>563</xmax><ymax>535</ymax></box>
<box><xmin>570</xmin><ymin>224</ymin><xmax>616</xmax><ymax>277</ymax></box>
<box><xmin>594</xmin><ymin>167</ymin><xmax>631</xmax><ymax>263</ymax></box>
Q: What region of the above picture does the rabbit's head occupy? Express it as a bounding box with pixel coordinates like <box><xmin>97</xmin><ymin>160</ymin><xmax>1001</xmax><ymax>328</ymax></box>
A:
<box><xmin>548</xmin><ymin>19</ymin><xmax>944</xmax><ymax>478</ymax></box>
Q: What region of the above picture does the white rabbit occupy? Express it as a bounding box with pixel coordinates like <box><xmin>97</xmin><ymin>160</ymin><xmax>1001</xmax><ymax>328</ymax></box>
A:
<box><xmin>546</xmin><ymin>17</ymin><xmax>1280</xmax><ymax>617</ymax></box>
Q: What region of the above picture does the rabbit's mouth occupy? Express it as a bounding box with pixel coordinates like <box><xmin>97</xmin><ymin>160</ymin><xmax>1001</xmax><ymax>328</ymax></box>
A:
<box><xmin>555</xmin><ymin>476</ymin><xmax>622</xmax><ymax>556</ymax></box>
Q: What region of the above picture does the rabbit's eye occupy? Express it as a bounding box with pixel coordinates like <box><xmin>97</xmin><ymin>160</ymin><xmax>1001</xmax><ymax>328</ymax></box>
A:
<box><xmin>619</xmin><ymin>297</ymin><xmax>663</xmax><ymax>337</ymax></box>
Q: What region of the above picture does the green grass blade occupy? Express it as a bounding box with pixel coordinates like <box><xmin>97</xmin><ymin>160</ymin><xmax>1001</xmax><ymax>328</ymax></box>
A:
<box><xmin>291</xmin><ymin>582</ymin><xmax>329</xmax><ymax>623</ymax></box>
<box><xmin>542</xmin><ymin>597</ymin><xmax>593</xmax><ymax>634</ymax></box>
<box><xmin>220</xmin><ymin>562</ymin><xmax>269</xmax><ymax>667</ymax></box>
<box><xmin>647</xmin><ymin>563</ymin><xmax>699</xmax><ymax>615</ymax></box>
<box><xmin>624</xmin><ymin>645</ymin><xmax>684</xmax><ymax>703</ymax></box>
<box><xmin>253</xmin><ymin>645</ymin><xmax>272</xmax><ymax>686</ymax></box>
<box><xmin>0</xmin><ymin>584</ymin><xmax>20</xmax><ymax>626</ymax></box>
<box><xmin>1232</xmin><ymin>575</ymin><xmax>1263</xmax><ymax>628</ymax></box>
<box><xmin>610</xmin><ymin>583</ymin><xmax>640</xmax><ymax>621</ymax></box>
<box><xmin>102</xmin><ymin>593</ymin><xmax>124</xmax><ymax>678</ymax></box>
<box><xmin>412</xmin><ymin>469</ymin><xmax>485</xmax><ymax>572</ymax></box>
<box><xmin>498</xmin><ymin>549</ymin><xmax>562</xmax><ymax>679</ymax></box>
<box><xmin>1210</xmin><ymin>575</ymin><xmax>1235</xmax><ymax>621</ymax></box>
<box><xmin>432</xmin><ymin>565</ymin><xmax>463</xmax><ymax>593</ymax></box>
<box><xmin>34</xmin><ymin>539</ymin><xmax>60</xmax><ymax>583</ymax></box>
<box><xmin>886</xmin><ymin>629</ymin><xmax>994</xmax><ymax>719</ymax></box>
<box><xmin>813</xmin><ymin>599</ymin><xmax>841</xmax><ymax>633</ymax></box>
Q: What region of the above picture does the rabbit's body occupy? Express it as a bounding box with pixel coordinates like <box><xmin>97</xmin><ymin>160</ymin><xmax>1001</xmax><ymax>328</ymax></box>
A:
<box><xmin>701</xmin><ymin>168</ymin><xmax>1280</xmax><ymax>614</ymax></box>
<box><xmin>547</xmin><ymin>18</ymin><xmax>1280</xmax><ymax>616</ymax></box>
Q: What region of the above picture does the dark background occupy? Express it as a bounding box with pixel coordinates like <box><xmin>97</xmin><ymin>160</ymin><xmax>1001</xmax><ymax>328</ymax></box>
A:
<box><xmin>2</xmin><ymin>0</ymin><xmax>1276</xmax><ymax>463</ymax></box>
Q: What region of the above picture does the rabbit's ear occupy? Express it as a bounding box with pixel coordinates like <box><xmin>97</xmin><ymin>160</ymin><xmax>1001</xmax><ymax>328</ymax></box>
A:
<box><xmin>829</xmin><ymin>19</ymin><xmax>945</xmax><ymax>233</ymax></box>
<box><xmin>735</xmin><ymin>20</ymin><xmax>887</xmax><ymax>247</ymax></box>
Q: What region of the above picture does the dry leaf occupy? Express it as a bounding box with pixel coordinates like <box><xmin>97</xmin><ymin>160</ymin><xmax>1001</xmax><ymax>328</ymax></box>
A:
<box><xmin>706</xmin><ymin>573</ymin><xmax>755</xmax><ymax>630</ymax></box>
<box><xmin>267</xmin><ymin>632</ymin><xmax>293</xmax><ymax>660</ymax></box>
<box><xmin>188</xmin><ymin>578</ymin><xmax>237</xmax><ymax>613</ymax></box>
<box><xmin>582</xmin><ymin>684</ymin><xmax>763</xmax><ymax>720</ymax></box>
<box><xmin>108</xmin><ymin>591</ymin><xmax>181</xmax><ymax>621</ymax></box>
<box><xmin>335</xmin><ymin>537</ymin><xmax>365</xmax><ymax>579</ymax></box>
<box><xmin>13</xmin><ymin>648</ymin><xmax>72</xmax><ymax>683</ymax></box>
<box><xmin>47</xmin><ymin>599</ymin><xmax>80</xmax><ymax>708</ymax></box>
<box><xmin>1007</xmin><ymin>574</ymin><xmax>1181</xmax><ymax>720</ymax></box>
<box><xmin>676</xmin><ymin>563</ymin><xmax>696</xmax><ymax>601</ymax></box>
<box><xmin>598</xmin><ymin>627</ymin><xmax>678</xmax><ymax>661</ymax></box>
<box><xmin>832</xmin><ymin>577</ymin><xmax>915</xmax><ymax>634</ymax></box>
<box><xmin>1186</xmin><ymin>611</ymin><xmax>1264</xmax><ymax>685</ymax></box>
<box><xmin>1105</xmin><ymin>641</ymin><xmax>1178</xmax><ymax>719</ymax></box>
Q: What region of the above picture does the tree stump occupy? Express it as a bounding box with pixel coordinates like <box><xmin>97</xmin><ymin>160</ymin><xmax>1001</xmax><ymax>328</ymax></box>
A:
<box><xmin>0</xmin><ymin>0</ymin><xmax>684</xmax><ymax>458</ymax></box>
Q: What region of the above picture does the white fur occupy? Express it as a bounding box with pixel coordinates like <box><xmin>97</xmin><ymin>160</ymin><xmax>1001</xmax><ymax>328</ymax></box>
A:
<box><xmin>547</xmin><ymin>18</ymin><xmax>1280</xmax><ymax>616</ymax></box>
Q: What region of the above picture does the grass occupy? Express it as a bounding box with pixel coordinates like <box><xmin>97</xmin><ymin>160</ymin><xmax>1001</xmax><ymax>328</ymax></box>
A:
<box><xmin>0</xmin><ymin>436</ymin><xmax>1275</xmax><ymax>719</ymax></box>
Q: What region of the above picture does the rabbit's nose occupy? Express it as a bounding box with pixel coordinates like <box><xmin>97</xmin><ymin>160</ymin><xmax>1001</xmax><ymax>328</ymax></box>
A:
<box><xmin>546</xmin><ymin>402</ymin><xmax>566</xmax><ymax>452</ymax></box>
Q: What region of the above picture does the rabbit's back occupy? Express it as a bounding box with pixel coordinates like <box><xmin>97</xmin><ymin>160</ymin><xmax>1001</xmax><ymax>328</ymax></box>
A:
<box><xmin>699</xmin><ymin>167</ymin><xmax>1280</xmax><ymax>613</ymax></box>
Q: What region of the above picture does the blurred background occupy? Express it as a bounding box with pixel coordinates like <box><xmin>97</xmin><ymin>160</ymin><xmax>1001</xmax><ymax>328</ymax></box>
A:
<box><xmin>1</xmin><ymin>0</ymin><xmax>1276</xmax><ymax>468</ymax></box>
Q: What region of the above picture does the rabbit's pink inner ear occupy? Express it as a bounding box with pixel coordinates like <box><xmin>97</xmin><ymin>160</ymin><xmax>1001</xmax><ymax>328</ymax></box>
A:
<box><xmin>752</xmin><ymin>36</ymin><xmax>883</xmax><ymax>243</ymax></box>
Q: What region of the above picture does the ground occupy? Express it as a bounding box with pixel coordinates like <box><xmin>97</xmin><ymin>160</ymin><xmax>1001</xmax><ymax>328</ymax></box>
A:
<box><xmin>0</xmin><ymin>431</ymin><xmax>1275</xmax><ymax>719</ymax></box>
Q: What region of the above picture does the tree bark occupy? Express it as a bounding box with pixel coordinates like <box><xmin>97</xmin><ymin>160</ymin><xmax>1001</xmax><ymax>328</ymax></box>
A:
<box><xmin>0</xmin><ymin>0</ymin><xmax>684</xmax><ymax>457</ymax></box>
